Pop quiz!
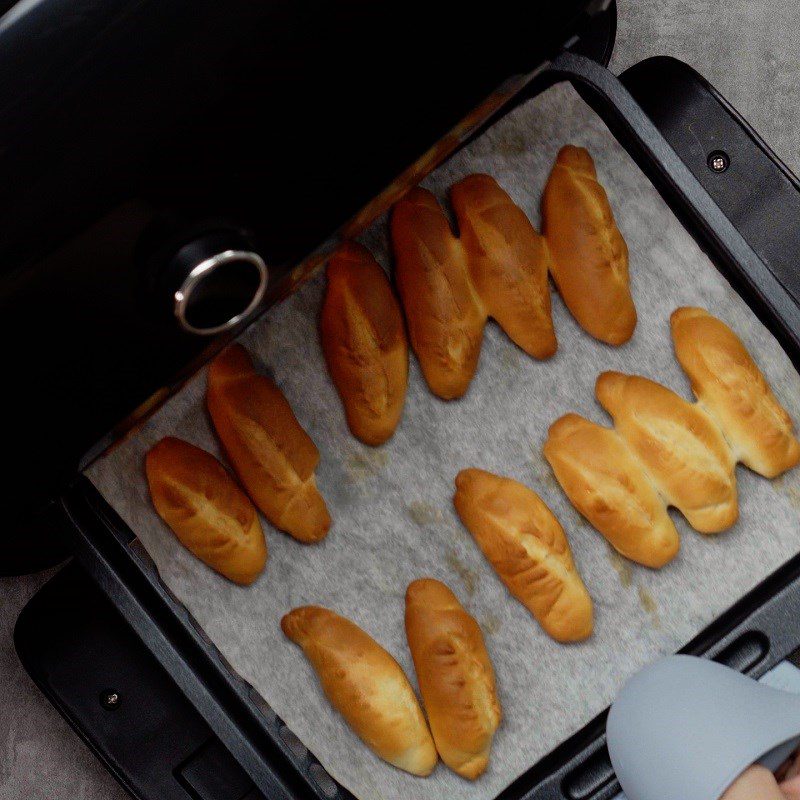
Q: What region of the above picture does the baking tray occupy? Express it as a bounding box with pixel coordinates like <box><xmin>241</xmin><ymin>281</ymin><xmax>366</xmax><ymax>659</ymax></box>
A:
<box><xmin>62</xmin><ymin>53</ymin><xmax>800</xmax><ymax>800</ymax></box>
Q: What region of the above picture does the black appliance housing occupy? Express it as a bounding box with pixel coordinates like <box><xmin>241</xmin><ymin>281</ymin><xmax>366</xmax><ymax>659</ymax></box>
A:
<box><xmin>10</xmin><ymin>2</ymin><xmax>800</xmax><ymax>800</ymax></box>
<box><xmin>0</xmin><ymin>0</ymin><xmax>600</xmax><ymax>574</ymax></box>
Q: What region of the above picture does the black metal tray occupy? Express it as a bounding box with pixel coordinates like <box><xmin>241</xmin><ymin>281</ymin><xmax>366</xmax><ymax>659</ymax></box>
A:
<box><xmin>25</xmin><ymin>52</ymin><xmax>800</xmax><ymax>800</ymax></box>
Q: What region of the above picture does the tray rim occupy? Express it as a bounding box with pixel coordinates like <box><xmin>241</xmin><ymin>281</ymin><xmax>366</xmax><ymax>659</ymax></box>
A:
<box><xmin>60</xmin><ymin>54</ymin><xmax>800</xmax><ymax>800</ymax></box>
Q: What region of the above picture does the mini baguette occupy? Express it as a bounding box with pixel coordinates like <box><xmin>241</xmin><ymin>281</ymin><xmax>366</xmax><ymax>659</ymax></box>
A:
<box><xmin>405</xmin><ymin>579</ymin><xmax>501</xmax><ymax>779</ymax></box>
<box><xmin>544</xmin><ymin>414</ymin><xmax>680</xmax><ymax>568</ymax></box>
<box><xmin>453</xmin><ymin>468</ymin><xmax>593</xmax><ymax>642</ymax></box>
<box><xmin>542</xmin><ymin>145</ymin><xmax>636</xmax><ymax>345</ymax></box>
<box><xmin>391</xmin><ymin>187</ymin><xmax>486</xmax><ymax>399</ymax></box>
<box><xmin>320</xmin><ymin>241</ymin><xmax>408</xmax><ymax>445</ymax></box>
<box><xmin>450</xmin><ymin>174</ymin><xmax>557</xmax><ymax>360</ymax></box>
<box><xmin>281</xmin><ymin>606</ymin><xmax>437</xmax><ymax>776</ymax></box>
<box><xmin>596</xmin><ymin>371</ymin><xmax>738</xmax><ymax>533</ymax></box>
<box><xmin>671</xmin><ymin>307</ymin><xmax>800</xmax><ymax>478</ymax></box>
<box><xmin>206</xmin><ymin>344</ymin><xmax>330</xmax><ymax>543</ymax></box>
<box><xmin>145</xmin><ymin>437</ymin><xmax>267</xmax><ymax>585</ymax></box>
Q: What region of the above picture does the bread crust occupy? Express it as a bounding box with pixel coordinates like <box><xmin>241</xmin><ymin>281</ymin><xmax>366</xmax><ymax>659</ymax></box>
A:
<box><xmin>453</xmin><ymin>468</ymin><xmax>593</xmax><ymax>641</ymax></box>
<box><xmin>405</xmin><ymin>578</ymin><xmax>501</xmax><ymax>779</ymax></box>
<box><xmin>320</xmin><ymin>241</ymin><xmax>408</xmax><ymax>445</ymax></box>
<box><xmin>206</xmin><ymin>344</ymin><xmax>330</xmax><ymax>542</ymax></box>
<box><xmin>281</xmin><ymin>606</ymin><xmax>437</xmax><ymax>776</ymax></box>
<box><xmin>671</xmin><ymin>307</ymin><xmax>800</xmax><ymax>478</ymax></box>
<box><xmin>596</xmin><ymin>371</ymin><xmax>738</xmax><ymax>533</ymax></box>
<box><xmin>390</xmin><ymin>187</ymin><xmax>486</xmax><ymax>399</ymax></box>
<box><xmin>541</xmin><ymin>145</ymin><xmax>636</xmax><ymax>345</ymax></box>
<box><xmin>450</xmin><ymin>174</ymin><xmax>557</xmax><ymax>360</ymax></box>
<box><xmin>543</xmin><ymin>414</ymin><xmax>680</xmax><ymax>568</ymax></box>
<box><xmin>145</xmin><ymin>437</ymin><xmax>267</xmax><ymax>584</ymax></box>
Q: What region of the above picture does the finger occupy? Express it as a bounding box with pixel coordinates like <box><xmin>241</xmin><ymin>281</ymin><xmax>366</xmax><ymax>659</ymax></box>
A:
<box><xmin>781</xmin><ymin>774</ymin><xmax>800</xmax><ymax>800</ymax></box>
<box><xmin>722</xmin><ymin>765</ymin><xmax>786</xmax><ymax>800</ymax></box>
<box><xmin>788</xmin><ymin>751</ymin><xmax>800</xmax><ymax>780</ymax></box>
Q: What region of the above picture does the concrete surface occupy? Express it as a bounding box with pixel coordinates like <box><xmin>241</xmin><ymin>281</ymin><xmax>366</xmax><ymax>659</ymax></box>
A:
<box><xmin>2</xmin><ymin>1</ymin><xmax>800</xmax><ymax>798</ymax></box>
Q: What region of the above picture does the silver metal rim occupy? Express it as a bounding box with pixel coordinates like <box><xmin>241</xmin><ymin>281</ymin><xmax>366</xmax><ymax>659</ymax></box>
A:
<box><xmin>174</xmin><ymin>249</ymin><xmax>268</xmax><ymax>336</ymax></box>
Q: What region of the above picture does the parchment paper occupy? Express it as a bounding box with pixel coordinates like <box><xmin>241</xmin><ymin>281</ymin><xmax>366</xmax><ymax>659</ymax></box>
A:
<box><xmin>87</xmin><ymin>82</ymin><xmax>800</xmax><ymax>800</ymax></box>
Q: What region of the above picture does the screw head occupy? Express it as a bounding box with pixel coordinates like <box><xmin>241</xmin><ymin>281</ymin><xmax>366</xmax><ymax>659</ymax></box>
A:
<box><xmin>100</xmin><ymin>689</ymin><xmax>121</xmax><ymax>710</ymax></box>
<box><xmin>707</xmin><ymin>150</ymin><xmax>730</xmax><ymax>173</ymax></box>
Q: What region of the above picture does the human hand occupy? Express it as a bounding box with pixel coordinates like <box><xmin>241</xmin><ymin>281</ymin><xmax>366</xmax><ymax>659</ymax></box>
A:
<box><xmin>722</xmin><ymin>755</ymin><xmax>800</xmax><ymax>800</ymax></box>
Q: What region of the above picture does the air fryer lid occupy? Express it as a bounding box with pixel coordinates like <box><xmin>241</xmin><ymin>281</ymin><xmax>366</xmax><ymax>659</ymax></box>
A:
<box><xmin>0</xmin><ymin>0</ymin><xmax>598</xmax><ymax>548</ymax></box>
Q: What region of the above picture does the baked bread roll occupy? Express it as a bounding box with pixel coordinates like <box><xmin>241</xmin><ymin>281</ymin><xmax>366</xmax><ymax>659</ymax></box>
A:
<box><xmin>320</xmin><ymin>241</ymin><xmax>408</xmax><ymax>445</ymax></box>
<box><xmin>671</xmin><ymin>307</ymin><xmax>800</xmax><ymax>478</ymax></box>
<box><xmin>281</xmin><ymin>606</ymin><xmax>437</xmax><ymax>776</ymax></box>
<box><xmin>543</xmin><ymin>414</ymin><xmax>680</xmax><ymax>568</ymax></box>
<box><xmin>145</xmin><ymin>437</ymin><xmax>267</xmax><ymax>585</ymax></box>
<box><xmin>596</xmin><ymin>371</ymin><xmax>738</xmax><ymax>533</ymax></box>
<box><xmin>453</xmin><ymin>468</ymin><xmax>593</xmax><ymax>642</ymax></box>
<box><xmin>450</xmin><ymin>174</ymin><xmax>557</xmax><ymax>360</ymax></box>
<box><xmin>541</xmin><ymin>145</ymin><xmax>636</xmax><ymax>345</ymax></box>
<box><xmin>391</xmin><ymin>187</ymin><xmax>486</xmax><ymax>399</ymax></box>
<box><xmin>207</xmin><ymin>344</ymin><xmax>330</xmax><ymax>543</ymax></box>
<box><xmin>405</xmin><ymin>578</ymin><xmax>501</xmax><ymax>779</ymax></box>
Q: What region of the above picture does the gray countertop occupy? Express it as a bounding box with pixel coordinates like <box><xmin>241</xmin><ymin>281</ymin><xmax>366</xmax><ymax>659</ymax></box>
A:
<box><xmin>2</xmin><ymin>1</ymin><xmax>800</xmax><ymax>797</ymax></box>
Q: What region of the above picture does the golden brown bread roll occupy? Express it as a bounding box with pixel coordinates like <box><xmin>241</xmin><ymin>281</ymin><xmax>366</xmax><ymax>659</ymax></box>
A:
<box><xmin>596</xmin><ymin>371</ymin><xmax>738</xmax><ymax>533</ymax></box>
<box><xmin>450</xmin><ymin>174</ymin><xmax>557</xmax><ymax>360</ymax></box>
<box><xmin>541</xmin><ymin>145</ymin><xmax>636</xmax><ymax>345</ymax></box>
<box><xmin>281</xmin><ymin>606</ymin><xmax>437</xmax><ymax>776</ymax></box>
<box><xmin>453</xmin><ymin>468</ymin><xmax>593</xmax><ymax>642</ymax></box>
<box><xmin>671</xmin><ymin>307</ymin><xmax>800</xmax><ymax>478</ymax></box>
<box><xmin>145</xmin><ymin>437</ymin><xmax>267</xmax><ymax>585</ymax></box>
<box><xmin>404</xmin><ymin>578</ymin><xmax>501</xmax><ymax>779</ymax></box>
<box><xmin>390</xmin><ymin>187</ymin><xmax>486</xmax><ymax>399</ymax></box>
<box><xmin>543</xmin><ymin>414</ymin><xmax>680</xmax><ymax>568</ymax></box>
<box><xmin>320</xmin><ymin>241</ymin><xmax>408</xmax><ymax>445</ymax></box>
<box><xmin>206</xmin><ymin>344</ymin><xmax>330</xmax><ymax>543</ymax></box>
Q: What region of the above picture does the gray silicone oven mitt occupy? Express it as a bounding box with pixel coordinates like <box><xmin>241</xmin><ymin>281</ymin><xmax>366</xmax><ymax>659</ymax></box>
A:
<box><xmin>607</xmin><ymin>655</ymin><xmax>800</xmax><ymax>800</ymax></box>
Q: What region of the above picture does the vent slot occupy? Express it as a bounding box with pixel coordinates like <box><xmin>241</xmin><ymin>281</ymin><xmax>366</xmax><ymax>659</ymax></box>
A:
<box><xmin>713</xmin><ymin>631</ymin><xmax>770</xmax><ymax>673</ymax></box>
<box><xmin>563</xmin><ymin>745</ymin><xmax>618</xmax><ymax>800</ymax></box>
